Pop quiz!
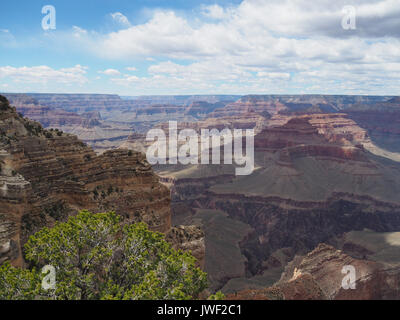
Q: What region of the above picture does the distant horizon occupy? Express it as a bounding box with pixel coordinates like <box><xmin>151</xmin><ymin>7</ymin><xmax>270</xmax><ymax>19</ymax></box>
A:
<box><xmin>1</xmin><ymin>92</ymin><xmax>398</xmax><ymax>98</ymax></box>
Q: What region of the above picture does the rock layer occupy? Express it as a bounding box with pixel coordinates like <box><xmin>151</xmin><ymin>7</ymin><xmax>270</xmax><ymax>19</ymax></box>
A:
<box><xmin>154</xmin><ymin>111</ymin><xmax>400</xmax><ymax>291</ymax></box>
<box><xmin>278</xmin><ymin>243</ymin><xmax>400</xmax><ymax>299</ymax></box>
<box><xmin>0</xmin><ymin>96</ymin><xmax>178</xmax><ymax>266</ymax></box>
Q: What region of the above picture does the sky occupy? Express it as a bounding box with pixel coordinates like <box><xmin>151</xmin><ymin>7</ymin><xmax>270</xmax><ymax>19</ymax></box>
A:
<box><xmin>0</xmin><ymin>0</ymin><xmax>400</xmax><ymax>96</ymax></box>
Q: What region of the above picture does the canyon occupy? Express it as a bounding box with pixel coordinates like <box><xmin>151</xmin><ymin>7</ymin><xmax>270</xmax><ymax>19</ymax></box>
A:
<box><xmin>136</xmin><ymin>96</ymin><xmax>400</xmax><ymax>297</ymax></box>
<box><xmin>2</xmin><ymin>92</ymin><xmax>400</xmax><ymax>299</ymax></box>
<box><xmin>156</xmin><ymin>112</ymin><xmax>400</xmax><ymax>294</ymax></box>
<box><xmin>4</xmin><ymin>94</ymin><xmax>238</xmax><ymax>153</ymax></box>
<box><xmin>0</xmin><ymin>95</ymin><xmax>204</xmax><ymax>268</ymax></box>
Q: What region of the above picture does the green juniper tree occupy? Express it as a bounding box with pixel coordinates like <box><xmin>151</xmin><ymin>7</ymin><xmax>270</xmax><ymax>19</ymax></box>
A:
<box><xmin>0</xmin><ymin>262</ymin><xmax>41</xmax><ymax>300</ymax></box>
<box><xmin>0</xmin><ymin>210</ymin><xmax>208</xmax><ymax>300</ymax></box>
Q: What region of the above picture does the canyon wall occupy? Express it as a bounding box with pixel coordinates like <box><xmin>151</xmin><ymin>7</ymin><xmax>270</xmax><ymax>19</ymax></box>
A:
<box><xmin>154</xmin><ymin>111</ymin><xmax>400</xmax><ymax>293</ymax></box>
<box><xmin>0</xmin><ymin>96</ymin><xmax>204</xmax><ymax>267</ymax></box>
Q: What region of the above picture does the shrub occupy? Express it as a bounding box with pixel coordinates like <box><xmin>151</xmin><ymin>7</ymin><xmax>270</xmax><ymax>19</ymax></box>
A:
<box><xmin>0</xmin><ymin>211</ymin><xmax>207</xmax><ymax>300</ymax></box>
<box><xmin>44</xmin><ymin>132</ymin><xmax>53</xmax><ymax>139</ymax></box>
<box><xmin>0</xmin><ymin>96</ymin><xmax>10</xmax><ymax>111</ymax></box>
<box><xmin>107</xmin><ymin>185</ymin><xmax>113</xmax><ymax>195</ymax></box>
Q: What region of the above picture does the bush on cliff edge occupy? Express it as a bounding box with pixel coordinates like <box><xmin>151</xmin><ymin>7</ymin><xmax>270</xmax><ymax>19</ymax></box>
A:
<box><xmin>0</xmin><ymin>95</ymin><xmax>10</xmax><ymax>111</ymax></box>
<box><xmin>0</xmin><ymin>210</ymin><xmax>207</xmax><ymax>300</ymax></box>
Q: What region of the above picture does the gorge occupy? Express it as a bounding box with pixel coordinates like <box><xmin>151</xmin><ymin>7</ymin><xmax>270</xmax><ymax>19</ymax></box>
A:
<box><xmin>2</xmin><ymin>92</ymin><xmax>400</xmax><ymax>299</ymax></box>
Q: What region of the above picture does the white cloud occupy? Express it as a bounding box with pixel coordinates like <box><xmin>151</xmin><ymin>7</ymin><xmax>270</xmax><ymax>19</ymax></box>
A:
<box><xmin>98</xmin><ymin>68</ymin><xmax>121</xmax><ymax>76</ymax></box>
<box><xmin>0</xmin><ymin>65</ymin><xmax>88</xmax><ymax>85</ymax></box>
<box><xmin>28</xmin><ymin>0</ymin><xmax>400</xmax><ymax>95</ymax></box>
<box><xmin>125</xmin><ymin>67</ymin><xmax>137</xmax><ymax>72</ymax></box>
<box><xmin>72</xmin><ymin>26</ymin><xmax>88</xmax><ymax>38</ymax></box>
<box><xmin>0</xmin><ymin>29</ymin><xmax>16</xmax><ymax>47</ymax></box>
<box><xmin>257</xmin><ymin>72</ymin><xmax>291</xmax><ymax>80</ymax></box>
<box><xmin>94</xmin><ymin>1</ymin><xmax>400</xmax><ymax>60</ymax></box>
<box><xmin>100</xmin><ymin>0</ymin><xmax>400</xmax><ymax>94</ymax></box>
<box><xmin>110</xmin><ymin>12</ymin><xmax>131</xmax><ymax>27</ymax></box>
<box><xmin>111</xmin><ymin>75</ymin><xmax>139</xmax><ymax>85</ymax></box>
<box><xmin>99</xmin><ymin>11</ymin><xmax>202</xmax><ymax>59</ymax></box>
<box><xmin>201</xmin><ymin>4</ymin><xmax>228</xmax><ymax>19</ymax></box>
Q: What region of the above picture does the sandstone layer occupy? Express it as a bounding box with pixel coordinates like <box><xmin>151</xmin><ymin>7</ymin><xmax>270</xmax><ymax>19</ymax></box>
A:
<box><xmin>0</xmin><ymin>96</ymin><xmax>204</xmax><ymax>267</ymax></box>
<box><xmin>151</xmin><ymin>111</ymin><xmax>400</xmax><ymax>293</ymax></box>
<box><xmin>227</xmin><ymin>243</ymin><xmax>400</xmax><ymax>300</ymax></box>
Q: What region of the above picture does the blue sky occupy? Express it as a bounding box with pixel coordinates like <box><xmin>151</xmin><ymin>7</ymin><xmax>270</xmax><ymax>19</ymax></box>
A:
<box><xmin>1</xmin><ymin>0</ymin><xmax>400</xmax><ymax>95</ymax></box>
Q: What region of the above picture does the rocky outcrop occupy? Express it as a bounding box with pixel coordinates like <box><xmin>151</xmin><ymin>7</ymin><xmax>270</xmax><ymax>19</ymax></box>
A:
<box><xmin>26</xmin><ymin>94</ymin><xmax>239</xmax><ymax>113</ymax></box>
<box><xmin>227</xmin><ymin>241</ymin><xmax>400</xmax><ymax>300</ymax></box>
<box><xmin>166</xmin><ymin>225</ymin><xmax>205</xmax><ymax>268</ymax></box>
<box><xmin>5</xmin><ymin>95</ymin><xmax>136</xmax><ymax>154</ymax></box>
<box><xmin>80</xmin><ymin>111</ymin><xmax>102</xmax><ymax>128</ymax></box>
<box><xmin>307</xmin><ymin>113</ymin><xmax>369</xmax><ymax>144</ymax></box>
<box><xmin>6</xmin><ymin>94</ymin><xmax>85</xmax><ymax>128</ymax></box>
<box><xmin>5</xmin><ymin>94</ymin><xmax>239</xmax><ymax>154</ymax></box>
<box><xmin>0</xmin><ymin>96</ymin><xmax>178</xmax><ymax>266</ymax></box>
<box><xmin>154</xmin><ymin>111</ymin><xmax>400</xmax><ymax>291</ymax></box>
<box><xmin>19</xmin><ymin>94</ymin><xmax>131</xmax><ymax>115</ymax></box>
<box><xmin>227</xmin><ymin>242</ymin><xmax>400</xmax><ymax>300</ymax></box>
<box><xmin>225</xmin><ymin>287</ymin><xmax>285</xmax><ymax>300</ymax></box>
<box><xmin>226</xmin><ymin>273</ymin><xmax>326</xmax><ymax>300</ymax></box>
<box><xmin>255</xmin><ymin>114</ymin><xmax>369</xmax><ymax>150</ymax></box>
<box><xmin>276</xmin><ymin>273</ymin><xmax>327</xmax><ymax>300</ymax></box>
<box><xmin>208</xmin><ymin>94</ymin><xmax>393</xmax><ymax>119</ymax></box>
<box><xmin>119</xmin><ymin>113</ymin><xmax>265</xmax><ymax>161</ymax></box>
<box><xmin>14</xmin><ymin>94</ymin><xmax>238</xmax><ymax>126</ymax></box>
<box><xmin>345</xmin><ymin>99</ymin><xmax>400</xmax><ymax>153</ymax></box>
<box><xmin>254</xmin><ymin>117</ymin><xmax>327</xmax><ymax>150</ymax></box>
<box><xmin>277</xmin><ymin>243</ymin><xmax>400</xmax><ymax>300</ymax></box>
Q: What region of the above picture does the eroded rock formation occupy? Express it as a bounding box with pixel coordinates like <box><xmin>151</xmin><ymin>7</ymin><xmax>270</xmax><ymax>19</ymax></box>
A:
<box><xmin>0</xmin><ymin>96</ymin><xmax>204</xmax><ymax>267</ymax></box>
<box><xmin>278</xmin><ymin>243</ymin><xmax>400</xmax><ymax>299</ymax></box>
<box><xmin>153</xmin><ymin>111</ymin><xmax>400</xmax><ymax>292</ymax></box>
<box><xmin>228</xmin><ymin>243</ymin><xmax>400</xmax><ymax>300</ymax></box>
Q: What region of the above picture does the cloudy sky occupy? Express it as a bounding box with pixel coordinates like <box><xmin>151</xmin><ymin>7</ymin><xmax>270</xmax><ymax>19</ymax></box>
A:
<box><xmin>1</xmin><ymin>0</ymin><xmax>400</xmax><ymax>95</ymax></box>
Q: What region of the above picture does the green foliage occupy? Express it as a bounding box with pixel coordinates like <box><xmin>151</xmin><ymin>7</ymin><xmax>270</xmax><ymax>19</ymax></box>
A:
<box><xmin>23</xmin><ymin>120</ymin><xmax>43</xmax><ymax>136</ymax></box>
<box><xmin>92</xmin><ymin>189</ymin><xmax>99</xmax><ymax>198</ymax></box>
<box><xmin>208</xmin><ymin>291</ymin><xmax>225</xmax><ymax>300</ymax></box>
<box><xmin>1</xmin><ymin>210</ymin><xmax>207</xmax><ymax>300</ymax></box>
<box><xmin>44</xmin><ymin>131</ymin><xmax>53</xmax><ymax>139</ymax></box>
<box><xmin>0</xmin><ymin>96</ymin><xmax>10</xmax><ymax>111</ymax></box>
<box><xmin>0</xmin><ymin>262</ymin><xmax>41</xmax><ymax>300</ymax></box>
<box><xmin>107</xmin><ymin>185</ymin><xmax>113</xmax><ymax>195</ymax></box>
<box><xmin>43</xmin><ymin>201</ymin><xmax>67</xmax><ymax>220</ymax></box>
